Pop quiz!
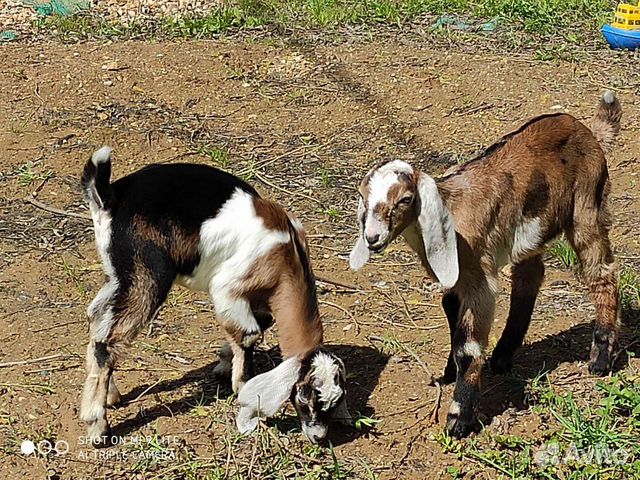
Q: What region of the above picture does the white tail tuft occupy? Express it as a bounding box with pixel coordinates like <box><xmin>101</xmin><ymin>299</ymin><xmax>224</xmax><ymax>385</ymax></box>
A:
<box><xmin>603</xmin><ymin>90</ymin><xmax>615</xmax><ymax>104</ymax></box>
<box><xmin>91</xmin><ymin>146</ymin><xmax>112</xmax><ymax>167</ymax></box>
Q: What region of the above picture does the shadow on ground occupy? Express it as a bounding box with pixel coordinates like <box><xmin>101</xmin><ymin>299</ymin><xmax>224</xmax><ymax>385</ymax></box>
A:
<box><xmin>111</xmin><ymin>344</ymin><xmax>389</xmax><ymax>445</ymax></box>
<box><xmin>480</xmin><ymin>304</ymin><xmax>640</xmax><ymax>421</ymax></box>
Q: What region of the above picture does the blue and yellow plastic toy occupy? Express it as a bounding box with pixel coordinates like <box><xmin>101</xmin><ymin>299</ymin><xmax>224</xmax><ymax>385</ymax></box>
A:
<box><xmin>602</xmin><ymin>2</ymin><xmax>640</xmax><ymax>49</ymax></box>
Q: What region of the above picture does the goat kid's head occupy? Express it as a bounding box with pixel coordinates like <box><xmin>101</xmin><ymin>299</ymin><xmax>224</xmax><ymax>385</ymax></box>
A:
<box><xmin>236</xmin><ymin>349</ymin><xmax>349</xmax><ymax>444</ymax></box>
<box><xmin>349</xmin><ymin>160</ymin><xmax>459</xmax><ymax>289</ymax></box>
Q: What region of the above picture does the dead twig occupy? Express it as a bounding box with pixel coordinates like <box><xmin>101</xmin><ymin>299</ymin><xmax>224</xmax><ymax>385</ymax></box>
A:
<box><xmin>319</xmin><ymin>300</ymin><xmax>361</xmax><ymax>335</ymax></box>
<box><xmin>0</xmin><ymin>353</ymin><xmax>64</xmax><ymax>368</ymax></box>
<box><xmin>125</xmin><ymin>378</ymin><xmax>166</xmax><ymax>405</ymax></box>
<box><xmin>315</xmin><ymin>275</ymin><xmax>360</xmax><ymax>291</ymax></box>
<box><xmin>253</xmin><ymin>171</ymin><xmax>323</xmax><ymax>206</ymax></box>
<box><xmin>25</xmin><ymin>197</ymin><xmax>91</xmax><ymax>221</ymax></box>
<box><xmin>31</xmin><ymin>320</ymin><xmax>83</xmax><ymax>333</ymax></box>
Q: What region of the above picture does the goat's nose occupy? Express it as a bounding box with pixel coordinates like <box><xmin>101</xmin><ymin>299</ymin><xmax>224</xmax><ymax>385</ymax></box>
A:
<box><xmin>365</xmin><ymin>233</ymin><xmax>380</xmax><ymax>245</ymax></box>
<box><xmin>310</xmin><ymin>432</ymin><xmax>325</xmax><ymax>444</ymax></box>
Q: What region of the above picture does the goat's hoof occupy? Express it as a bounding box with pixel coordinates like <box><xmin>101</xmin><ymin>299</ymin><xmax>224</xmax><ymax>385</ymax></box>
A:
<box><xmin>588</xmin><ymin>358</ymin><xmax>611</xmax><ymax>376</ymax></box>
<box><xmin>106</xmin><ymin>389</ymin><xmax>121</xmax><ymax>408</ymax></box>
<box><xmin>213</xmin><ymin>360</ymin><xmax>232</xmax><ymax>379</ymax></box>
<box><xmin>489</xmin><ymin>352</ymin><xmax>513</xmax><ymax>375</ymax></box>
<box><xmin>446</xmin><ymin>414</ymin><xmax>474</xmax><ymax>439</ymax></box>
<box><xmin>88</xmin><ymin>423</ymin><xmax>113</xmax><ymax>449</ymax></box>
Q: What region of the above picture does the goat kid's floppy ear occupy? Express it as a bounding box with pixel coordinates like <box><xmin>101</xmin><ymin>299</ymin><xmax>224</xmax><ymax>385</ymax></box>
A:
<box><xmin>416</xmin><ymin>173</ymin><xmax>459</xmax><ymax>289</ymax></box>
<box><xmin>349</xmin><ymin>197</ymin><xmax>370</xmax><ymax>270</ymax></box>
<box><xmin>236</xmin><ymin>357</ymin><xmax>301</xmax><ymax>435</ymax></box>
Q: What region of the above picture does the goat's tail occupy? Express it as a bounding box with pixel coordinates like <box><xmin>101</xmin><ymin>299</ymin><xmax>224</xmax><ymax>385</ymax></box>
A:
<box><xmin>590</xmin><ymin>91</ymin><xmax>622</xmax><ymax>154</ymax></box>
<box><xmin>81</xmin><ymin>146</ymin><xmax>113</xmax><ymax>211</ymax></box>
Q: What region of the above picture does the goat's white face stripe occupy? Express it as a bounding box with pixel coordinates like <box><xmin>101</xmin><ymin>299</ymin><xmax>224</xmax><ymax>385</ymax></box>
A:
<box><xmin>311</xmin><ymin>352</ymin><xmax>343</xmax><ymax>411</ymax></box>
<box><xmin>366</xmin><ymin>160</ymin><xmax>413</xmax><ymax>208</ymax></box>
<box><xmin>363</xmin><ymin>161</ymin><xmax>413</xmax><ymax>242</ymax></box>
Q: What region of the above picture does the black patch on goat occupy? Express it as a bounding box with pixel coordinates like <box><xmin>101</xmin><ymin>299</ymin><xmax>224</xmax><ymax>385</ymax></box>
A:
<box><xmin>441</xmin><ymin>292</ymin><xmax>460</xmax><ymax>384</ymax></box>
<box><xmin>94</xmin><ymin>342</ymin><xmax>110</xmax><ymax>368</ymax></box>
<box><xmin>590</xmin><ymin>324</ymin><xmax>614</xmax><ymax>374</ymax></box>
<box><xmin>595</xmin><ymin>168</ymin><xmax>609</xmax><ymax>209</ymax></box>
<box><xmin>110</xmin><ymin>163</ymin><xmax>258</xmax><ymax>233</ymax></box>
<box><xmin>522</xmin><ymin>170</ymin><xmax>550</xmax><ymax>218</ymax></box>
<box><xmin>106</xmin><ymin>164</ymin><xmax>259</xmax><ymax>281</ymax></box>
<box><xmin>82</xmin><ymin>156</ymin><xmax>113</xmax><ymax>209</ymax></box>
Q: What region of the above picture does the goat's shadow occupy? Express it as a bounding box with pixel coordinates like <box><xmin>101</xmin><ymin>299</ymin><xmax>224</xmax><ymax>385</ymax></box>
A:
<box><xmin>111</xmin><ymin>344</ymin><xmax>389</xmax><ymax>446</ymax></box>
<box><xmin>478</xmin><ymin>305</ymin><xmax>640</xmax><ymax>423</ymax></box>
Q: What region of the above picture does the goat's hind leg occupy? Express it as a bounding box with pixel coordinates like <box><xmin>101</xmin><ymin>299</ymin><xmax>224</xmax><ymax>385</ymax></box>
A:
<box><xmin>86</xmin><ymin>281</ymin><xmax>121</xmax><ymax>408</ymax></box>
<box><xmin>490</xmin><ymin>255</ymin><xmax>544</xmax><ymax>374</ymax></box>
<box><xmin>80</xmin><ymin>336</ymin><xmax>116</xmax><ymax>447</ymax></box>
<box><xmin>81</xmin><ymin>267</ymin><xmax>172</xmax><ymax>447</ymax></box>
<box><xmin>569</xmin><ymin>231</ymin><xmax>619</xmax><ymax>375</ymax></box>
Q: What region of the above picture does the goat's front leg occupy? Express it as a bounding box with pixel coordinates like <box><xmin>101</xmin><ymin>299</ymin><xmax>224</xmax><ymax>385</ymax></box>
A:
<box><xmin>490</xmin><ymin>255</ymin><xmax>545</xmax><ymax>374</ymax></box>
<box><xmin>441</xmin><ymin>292</ymin><xmax>460</xmax><ymax>384</ymax></box>
<box><xmin>446</xmin><ymin>281</ymin><xmax>495</xmax><ymax>439</ymax></box>
<box><xmin>225</xmin><ymin>331</ymin><xmax>261</xmax><ymax>393</ymax></box>
<box><xmin>212</xmin><ymin>293</ymin><xmax>262</xmax><ymax>393</ymax></box>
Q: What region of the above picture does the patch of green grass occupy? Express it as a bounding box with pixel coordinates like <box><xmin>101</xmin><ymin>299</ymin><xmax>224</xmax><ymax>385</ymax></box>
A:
<box><xmin>318</xmin><ymin>206</ymin><xmax>342</xmax><ymax>218</ymax></box>
<box><xmin>472</xmin><ymin>0</ymin><xmax>611</xmax><ymax>34</ymax></box>
<box><xmin>438</xmin><ymin>371</ymin><xmax>640</xmax><ymax>479</ymax></box>
<box><xmin>16</xmin><ymin>162</ymin><xmax>53</xmax><ymax>187</ymax></box>
<box><xmin>354</xmin><ymin>413</ymin><xmax>382</xmax><ymax>430</ymax></box>
<box><xmin>318</xmin><ymin>166</ymin><xmax>333</xmax><ymax>187</ymax></box>
<box><xmin>34</xmin><ymin>0</ymin><xmax>614</xmax><ymax>42</ymax></box>
<box><xmin>57</xmin><ymin>255</ymin><xmax>87</xmax><ymax>297</ymax></box>
<box><xmin>619</xmin><ymin>266</ymin><xmax>640</xmax><ymax>310</ymax></box>
<box><xmin>198</xmin><ymin>145</ymin><xmax>229</xmax><ymax>168</ymax></box>
<box><xmin>547</xmin><ymin>238</ymin><xmax>578</xmax><ymax>269</ymax></box>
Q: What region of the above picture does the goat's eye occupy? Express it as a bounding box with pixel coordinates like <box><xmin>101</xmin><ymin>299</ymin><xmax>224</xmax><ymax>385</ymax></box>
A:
<box><xmin>297</xmin><ymin>386</ymin><xmax>312</xmax><ymax>405</ymax></box>
<box><xmin>398</xmin><ymin>196</ymin><xmax>413</xmax><ymax>205</ymax></box>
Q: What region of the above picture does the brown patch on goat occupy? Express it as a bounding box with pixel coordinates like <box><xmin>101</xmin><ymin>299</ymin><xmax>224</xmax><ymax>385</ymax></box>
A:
<box><xmin>237</xmin><ymin>211</ymin><xmax>322</xmax><ymax>360</ymax></box>
<box><xmin>107</xmin><ymin>258</ymin><xmax>169</xmax><ymax>357</ymax></box>
<box><xmin>132</xmin><ymin>216</ymin><xmax>200</xmax><ymax>272</ymax></box>
<box><xmin>253</xmin><ymin>197</ymin><xmax>292</xmax><ymax>232</ymax></box>
<box><xmin>462</xmin><ymin>358</ymin><xmax>483</xmax><ymax>386</ymax></box>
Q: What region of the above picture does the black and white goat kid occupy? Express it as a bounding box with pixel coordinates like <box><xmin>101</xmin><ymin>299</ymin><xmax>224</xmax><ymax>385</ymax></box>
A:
<box><xmin>80</xmin><ymin>147</ymin><xmax>350</xmax><ymax>447</ymax></box>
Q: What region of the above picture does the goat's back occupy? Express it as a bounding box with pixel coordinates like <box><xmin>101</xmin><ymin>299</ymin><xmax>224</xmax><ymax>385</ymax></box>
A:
<box><xmin>440</xmin><ymin>113</ymin><xmax>610</xmax><ymax>262</ymax></box>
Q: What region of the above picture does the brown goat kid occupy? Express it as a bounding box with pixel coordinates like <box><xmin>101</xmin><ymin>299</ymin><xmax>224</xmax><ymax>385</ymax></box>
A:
<box><xmin>349</xmin><ymin>92</ymin><xmax>622</xmax><ymax>438</ymax></box>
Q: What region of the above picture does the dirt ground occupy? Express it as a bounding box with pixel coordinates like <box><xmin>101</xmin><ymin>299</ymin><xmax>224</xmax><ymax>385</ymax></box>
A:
<box><xmin>0</xmin><ymin>37</ymin><xmax>639</xmax><ymax>479</ymax></box>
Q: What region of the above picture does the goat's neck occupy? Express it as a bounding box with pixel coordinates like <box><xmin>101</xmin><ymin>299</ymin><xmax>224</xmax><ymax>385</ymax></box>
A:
<box><xmin>400</xmin><ymin>222</ymin><xmax>438</xmax><ymax>281</ymax></box>
<box><xmin>435</xmin><ymin>166</ymin><xmax>475</xmax><ymax>216</ymax></box>
<box><xmin>273</xmin><ymin>279</ymin><xmax>324</xmax><ymax>360</ymax></box>
<box><xmin>401</xmin><ymin>222</ymin><xmax>426</xmax><ymax>263</ymax></box>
